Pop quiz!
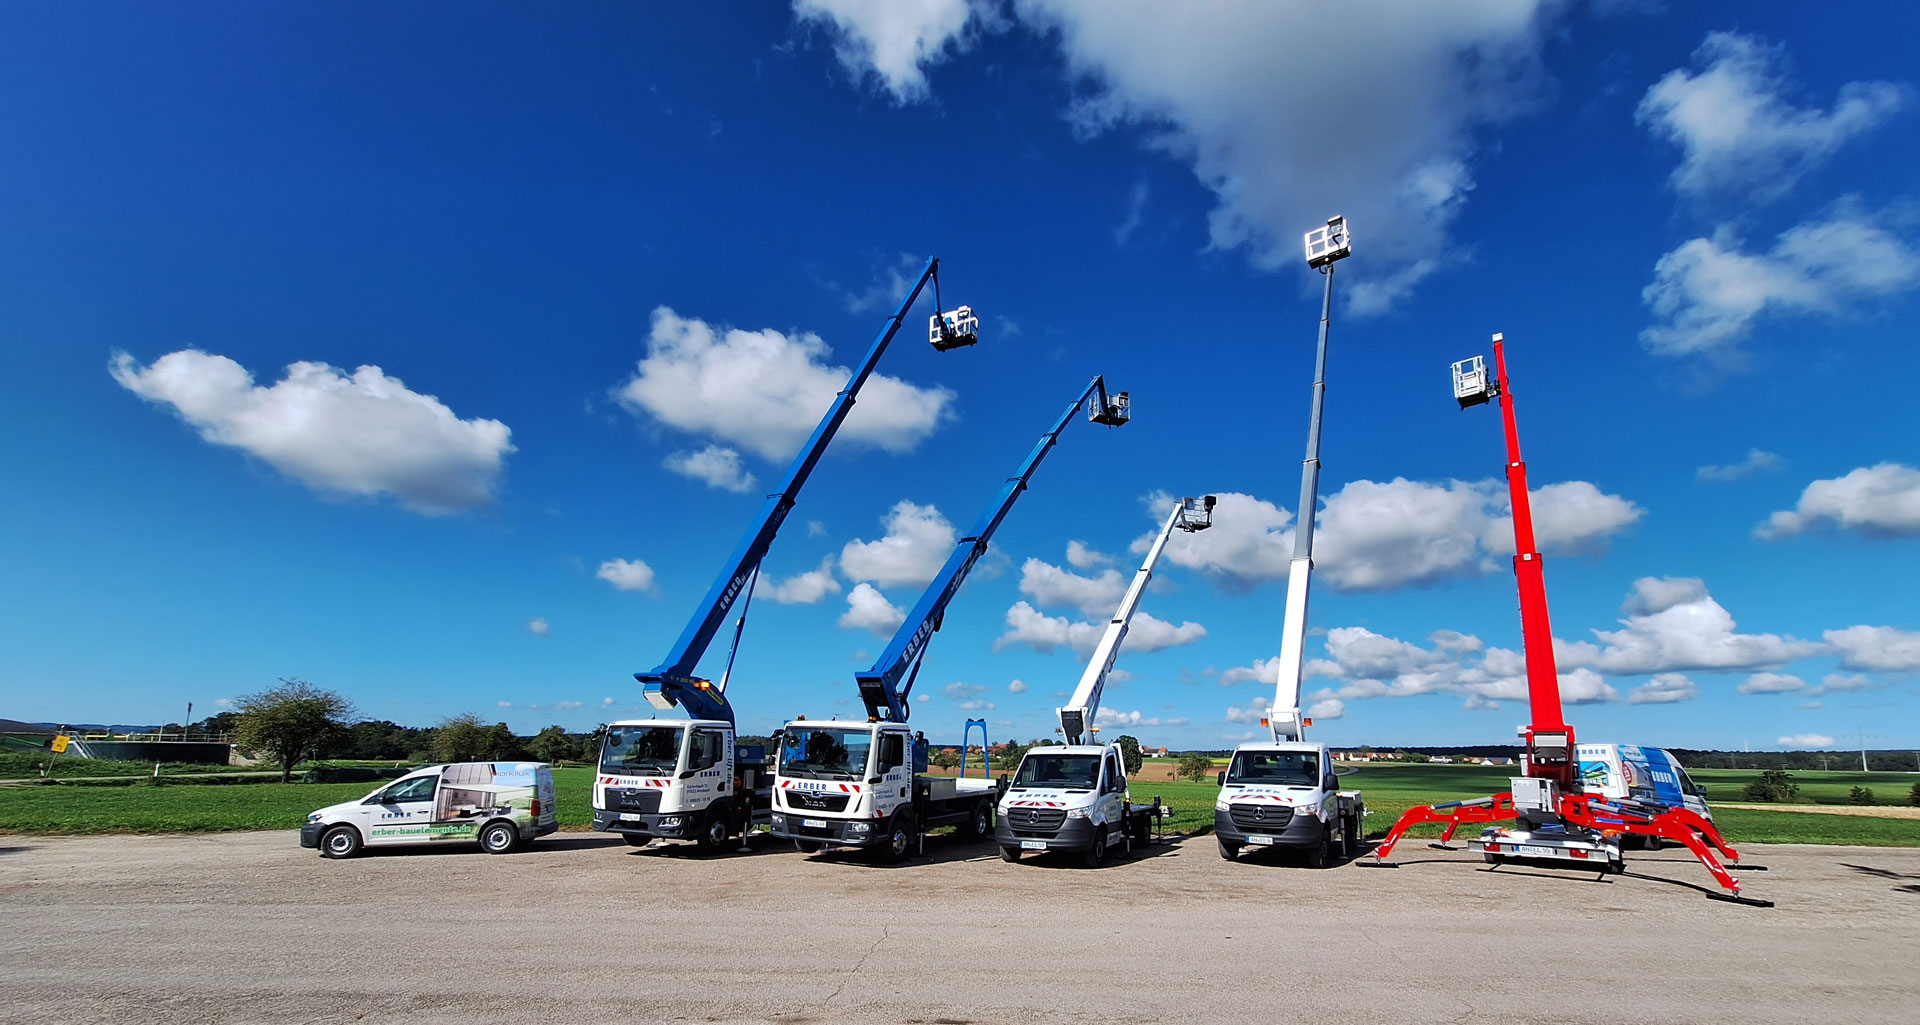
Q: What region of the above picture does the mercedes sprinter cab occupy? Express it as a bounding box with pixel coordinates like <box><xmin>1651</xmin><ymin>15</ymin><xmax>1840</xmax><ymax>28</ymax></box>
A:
<box><xmin>300</xmin><ymin>762</ymin><xmax>558</xmax><ymax>859</ymax></box>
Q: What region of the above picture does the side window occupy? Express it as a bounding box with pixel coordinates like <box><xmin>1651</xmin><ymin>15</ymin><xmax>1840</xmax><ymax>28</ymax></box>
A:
<box><xmin>1105</xmin><ymin>754</ymin><xmax>1121</xmax><ymax>792</ymax></box>
<box><xmin>880</xmin><ymin>734</ymin><xmax>903</xmax><ymax>770</ymax></box>
<box><xmin>374</xmin><ymin>775</ymin><xmax>438</xmax><ymax>803</ymax></box>
<box><xmin>691</xmin><ymin>731</ymin><xmax>723</xmax><ymax>771</ymax></box>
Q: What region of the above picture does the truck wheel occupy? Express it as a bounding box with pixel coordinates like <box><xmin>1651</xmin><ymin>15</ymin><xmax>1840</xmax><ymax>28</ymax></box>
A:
<box><xmin>697</xmin><ymin>810</ymin><xmax>731</xmax><ymax>855</ymax></box>
<box><xmin>319</xmin><ymin>825</ymin><xmax>361</xmax><ymax>859</ymax></box>
<box><xmin>961</xmin><ymin>801</ymin><xmax>991</xmax><ymax>841</ymax></box>
<box><xmin>480</xmin><ymin>821</ymin><xmax>518</xmax><ymax>855</ymax></box>
<box><xmin>1218</xmin><ymin>838</ymin><xmax>1240</xmax><ymax>861</ymax></box>
<box><xmin>999</xmin><ymin>845</ymin><xmax>1021</xmax><ymax>863</ymax></box>
<box><xmin>794</xmin><ymin>839</ymin><xmax>824</xmax><ymax>854</ymax></box>
<box><xmin>883</xmin><ymin>810</ymin><xmax>917</xmax><ymax>862</ymax></box>
<box><xmin>1081</xmin><ymin>828</ymin><xmax>1108</xmax><ymax>868</ymax></box>
<box><xmin>1306</xmin><ymin>825</ymin><xmax>1333</xmax><ymax>869</ymax></box>
<box><xmin>622</xmin><ymin>835</ymin><xmax>649</xmax><ymax>847</ymax></box>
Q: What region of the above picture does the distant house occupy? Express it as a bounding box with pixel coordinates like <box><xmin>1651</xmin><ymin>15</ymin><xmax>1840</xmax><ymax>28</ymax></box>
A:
<box><xmin>1430</xmin><ymin>756</ymin><xmax>1454</xmax><ymax>764</ymax></box>
<box><xmin>1484</xmin><ymin>756</ymin><xmax>1513</xmax><ymax>766</ymax></box>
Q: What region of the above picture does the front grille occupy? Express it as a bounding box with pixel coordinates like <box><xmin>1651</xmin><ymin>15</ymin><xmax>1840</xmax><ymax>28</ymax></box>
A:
<box><xmin>785</xmin><ymin>790</ymin><xmax>851</xmax><ymax>813</ymax></box>
<box><xmin>609</xmin><ymin>788</ymin><xmax>662</xmax><ymax>814</ymax></box>
<box><xmin>1229</xmin><ymin>804</ymin><xmax>1294</xmax><ymax>832</ymax></box>
<box><xmin>1008</xmin><ymin>807</ymin><xmax>1066</xmax><ymax>835</ymax></box>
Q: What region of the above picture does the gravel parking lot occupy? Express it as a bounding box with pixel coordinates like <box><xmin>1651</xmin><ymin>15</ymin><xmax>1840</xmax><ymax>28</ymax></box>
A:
<box><xmin>3</xmin><ymin>830</ymin><xmax>1915</xmax><ymax>1024</ymax></box>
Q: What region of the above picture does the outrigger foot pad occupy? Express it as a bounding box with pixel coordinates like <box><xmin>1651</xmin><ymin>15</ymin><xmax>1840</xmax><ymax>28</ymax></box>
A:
<box><xmin>1707</xmin><ymin>892</ymin><xmax>1775</xmax><ymax>908</ymax></box>
<box><xmin>1728</xmin><ymin>863</ymin><xmax>1767</xmax><ymax>871</ymax></box>
<box><xmin>1357</xmin><ymin>860</ymin><xmax>1398</xmax><ymax>869</ymax></box>
<box><xmin>1427</xmin><ymin>843</ymin><xmax>1462</xmax><ymax>851</ymax></box>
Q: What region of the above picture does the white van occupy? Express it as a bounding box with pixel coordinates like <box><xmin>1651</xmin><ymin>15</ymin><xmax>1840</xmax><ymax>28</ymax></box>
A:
<box><xmin>300</xmin><ymin>762</ymin><xmax>558</xmax><ymax>859</ymax></box>
<box><xmin>1575</xmin><ymin>744</ymin><xmax>1714</xmax><ymax>822</ymax></box>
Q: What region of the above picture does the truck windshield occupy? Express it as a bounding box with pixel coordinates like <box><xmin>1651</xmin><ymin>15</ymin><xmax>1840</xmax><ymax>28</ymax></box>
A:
<box><xmin>779</xmin><ymin>727</ymin><xmax>870</xmax><ymax>781</ymax></box>
<box><xmin>1012</xmin><ymin>753</ymin><xmax>1099</xmax><ymax>790</ymax></box>
<box><xmin>1226</xmin><ymin>751</ymin><xmax>1318</xmax><ymax>786</ymax></box>
<box><xmin>599</xmin><ymin>726</ymin><xmax>682</xmax><ymax>777</ymax></box>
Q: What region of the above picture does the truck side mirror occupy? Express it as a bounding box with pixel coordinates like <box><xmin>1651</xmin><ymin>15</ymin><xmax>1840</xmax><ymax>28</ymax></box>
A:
<box><xmin>1216</xmin><ymin>771</ymin><xmax>1225</xmax><ymax>786</ymax></box>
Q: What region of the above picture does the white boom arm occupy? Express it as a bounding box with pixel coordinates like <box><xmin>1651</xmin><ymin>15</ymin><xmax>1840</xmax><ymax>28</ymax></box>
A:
<box><xmin>1268</xmin><ymin>557</ymin><xmax>1310</xmax><ymax>743</ymax></box>
<box><xmin>1057</xmin><ymin>496</ymin><xmax>1213</xmax><ymax>744</ymax></box>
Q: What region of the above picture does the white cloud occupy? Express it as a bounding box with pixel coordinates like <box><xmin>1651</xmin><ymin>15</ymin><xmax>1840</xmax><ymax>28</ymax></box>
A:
<box><xmin>793</xmin><ymin>0</ymin><xmax>982</xmax><ymax>104</ymax></box>
<box><xmin>596</xmin><ymin>558</ymin><xmax>658</xmax><ymax>593</ymax></box>
<box><xmin>838</xmin><ymin>582</ymin><xmax>906</xmax><ymax>636</ymax></box>
<box><xmin>763</xmin><ymin>557</ymin><xmax>843</xmax><ymax>605</ymax></box>
<box><xmin>529</xmin><ymin>700</ymin><xmax>584</xmax><ymax>712</ymax></box>
<box><xmin>841</xmin><ymin>501</ymin><xmax>956</xmax><ymax>588</ymax></box>
<box><xmin>1015</xmin><ymin>1</ymin><xmax>1560</xmax><ymax>313</ymax></box>
<box><xmin>1305</xmin><ymin>697</ymin><xmax>1345</xmax><ymax>721</ymax></box>
<box><xmin>1113</xmin><ymin>180</ymin><xmax>1149</xmax><ymax>246</ymax></box>
<box><xmin>1797</xmin><ymin>700</ymin><xmax>1824</xmax><ymax>710</ymax></box>
<box><xmin>1757</xmin><ymin>463</ymin><xmax>1920</xmax><ymax>539</ymax></box>
<box><xmin>1007</xmin><ymin>679</ymin><xmax>1028</xmax><ymax>694</ymax></box>
<box><xmin>1778</xmin><ymin>733</ymin><xmax>1835</xmax><ymax>749</ymax></box>
<box><xmin>1637</xmin><ymin>32</ymin><xmax>1910</xmax><ymax>204</ymax></box>
<box><xmin>111</xmin><ymin>350</ymin><xmax>513</xmax><ymax>515</ymax></box>
<box><xmin>601</xmin><ymin>697</ymin><xmax>616</xmax><ymax>707</ymax></box>
<box><xmin>1017</xmin><ymin>557</ymin><xmax>1127</xmax><ymax>617</ymax></box>
<box><xmin>993</xmin><ymin>601</ymin><xmax>1204</xmax><ymax>656</ymax></box>
<box><xmin>663</xmin><ymin>445</ymin><xmax>757</xmax><ymax>493</ymax></box>
<box><xmin>835</xmin><ymin>252</ymin><xmax>925</xmax><ymax>315</ymax></box>
<box><xmin>1738</xmin><ymin>672</ymin><xmax>1806</xmax><ymax>695</ymax></box>
<box><xmin>1065</xmin><ymin>540</ymin><xmax>1113</xmax><ymax>569</ymax></box>
<box><xmin>807</xmin><ymin>519</ymin><xmax>829</xmax><ymax>538</ymax></box>
<box><xmin>1697</xmin><ymin>448</ymin><xmax>1782</xmax><ymax>483</ymax></box>
<box><xmin>1142</xmin><ymin>480</ymin><xmax>1639</xmax><ymax>593</ymax></box>
<box><xmin>526</xmin><ymin>617</ymin><xmax>551</xmax><ymax>637</ymax></box>
<box><xmin>1812</xmin><ymin>673</ymin><xmax>1877</xmax><ymax>695</ymax></box>
<box><xmin>1627</xmin><ymin>673</ymin><xmax>1697</xmax><ymax>705</ymax></box>
<box><xmin>1640</xmin><ymin>206</ymin><xmax>1920</xmax><ymax>364</ymax></box>
<box><xmin>616</xmin><ymin>307</ymin><xmax>954</xmax><ymax>462</ymax></box>
<box><xmin>942</xmin><ymin>680</ymin><xmax>995</xmax><ymax>711</ymax></box>
<box><xmin>1429</xmin><ymin>629</ymin><xmax>1485</xmax><ymax>654</ymax></box>
<box><xmin>1096</xmin><ymin>708</ymin><xmax>1188</xmax><ymax>728</ymax></box>
<box><xmin>1219</xmin><ymin>656</ymin><xmax>1282</xmax><ymax>687</ymax></box>
<box><xmin>1581</xmin><ymin>578</ymin><xmax>1822</xmax><ymax>675</ymax></box>
<box><xmin>213</xmin><ymin>698</ymin><xmax>234</xmax><ymax>710</ymax></box>
<box><xmin>1224</xmin><ymin>699</ymin><xmax>1267</xmax><ymax>724</ymax></box>
<box><xmin>1824</xmin><ymin>625</ymin><xmax>1920</xmax><ymax>672</ymax></box>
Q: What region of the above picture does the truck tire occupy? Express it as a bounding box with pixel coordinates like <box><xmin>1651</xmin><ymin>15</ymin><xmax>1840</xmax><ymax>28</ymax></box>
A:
<box><xmin>1081</xmin><ymin>828</ymin><xmax>1108</xmax><ymax>868</ymax></box>
<box><xmin>1306</xmin><ymin>823</ymin><xmax>1333</xmax><ymax>868</ymax></box>
<box><xmin>697</xmin><ymin>809</ymin><xmax>731</xmax><ymax>855</ymax></box>
<box><xmin>794</xmin><ymin>839</ymin><xmax>824</xmax><ymax>854</ymax></box>
<box><xmin>1218</xmin><ymin>838</ymin><xmax>1240</xmax><ymax>860</ymax></box>
<box><xmin>622</xmin><ymin>834</ymin><xmax>649</xmax><ymax>847</ymax></box>
<box><xmin>480</xmin><ymin>821</ymin><xmax>518</xmax><ymax>855</ymax></box>
<box><xmin>960</xmin><ymin>801</ymin><xmax>991</xmax><ymax>841</ymax></box>
<box><xmin>319</xmin><ymin>824</ymin><xmax>362</xmax><ymax>859</ymax></box>
<box><xmin>999</xmin><ymin>845</ymin><xmax>1021</xmax><ymax>863</ymax></box>
<box><xmin>882</xmin><ymin>810</ymin><xmax>916</xmax><ymax>862</ymax></box>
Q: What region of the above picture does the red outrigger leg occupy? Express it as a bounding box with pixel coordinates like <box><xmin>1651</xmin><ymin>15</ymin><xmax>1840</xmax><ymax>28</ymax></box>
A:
<box><xmin>1371</xmin><ymin>795</ymin><xmax>1516</xmax><ymax>861</ymax></box>
<box><xmin>1561</xmin><ymin>794</ymin><xmax>1748</xmax><ymax>896</ymax></box>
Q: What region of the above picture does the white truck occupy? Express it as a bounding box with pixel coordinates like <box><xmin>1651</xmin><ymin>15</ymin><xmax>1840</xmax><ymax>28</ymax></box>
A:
<box><xmin>768</xmin><ymin>719</ymin><xmax>1001</xmax><ymax>860</ymax></box>
<box><xmin>591</xmin><ymin>720</ymin><xmax>772</xmax><ymax>853</ymax></box>
<box><xmin>1217</xmin><ymin>220</ymin><xmax>1364</xmax><ymax>866</ymax></box>
<box><xmin>995</xmin><ymin>496</ymin><xmax>1213</xmax><ymax>867</ymax></box>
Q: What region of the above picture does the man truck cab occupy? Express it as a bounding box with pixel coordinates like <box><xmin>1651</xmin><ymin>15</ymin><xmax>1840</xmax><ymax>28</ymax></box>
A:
<box><xmin>301</xmin><ymin>762</ymin><xmax>557</xmax><ymax>859</ymax></box>
<box><xmin>592</xmin><ymin>719</ymin><xmax>771</xmax><ymax>853</ymax></box>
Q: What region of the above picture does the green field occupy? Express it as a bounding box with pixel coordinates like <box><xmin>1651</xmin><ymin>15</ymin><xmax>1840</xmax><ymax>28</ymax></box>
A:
<box><xmin>1</xmin><ymin>762</ymin><xmax>1914</xmax><ymax>846</ymax></box>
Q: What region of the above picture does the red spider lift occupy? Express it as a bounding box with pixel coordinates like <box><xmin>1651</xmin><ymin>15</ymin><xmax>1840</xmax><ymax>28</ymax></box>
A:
<box><xmin>1364</xmin><ymin>334</ymin><xmax>1770</xmax><ymax>907</ymax></box>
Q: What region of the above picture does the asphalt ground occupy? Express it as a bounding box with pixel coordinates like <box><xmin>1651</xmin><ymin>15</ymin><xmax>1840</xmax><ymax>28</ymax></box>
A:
<box><xmin>2</xmin><ymin>830</ymin><xmax>1915</xmax><ymax>1024</ymax></box>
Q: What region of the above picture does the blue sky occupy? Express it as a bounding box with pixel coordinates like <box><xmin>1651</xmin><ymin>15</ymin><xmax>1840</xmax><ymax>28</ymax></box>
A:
<box><xmin>4</xmin><ymin>2</ymin><xmax>1918</xmax><ymax>753</ymax></box>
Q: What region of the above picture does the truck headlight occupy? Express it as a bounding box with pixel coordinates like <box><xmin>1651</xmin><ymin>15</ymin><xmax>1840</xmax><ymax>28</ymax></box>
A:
<box><xmin>1065</xmin><ymin>808</ymin><xmax>1089</xmax><ymax>820</ymax></box>
<box><xmin>307</xmin><ymin>813</ymin><xmax>322</xmax><ymax>823</ymax></box>
<box><xmin>659</xmin><ymin>816</ymin><xmax>683</xmax><ymax>828</ymax></box>
<box><xmin>848</xmin><ymin>822</ymin><xmax>870</xmax><ymax>834</ymax></box>
<box><xmin>1214</xmin><ymin>801</ymin><xmax>1229</xmax><ymax>813</ymax></box>
<box><xmin>770</xmin><ymin>814</ymin><xmax>786</xmax><ymax>829</ymax></box>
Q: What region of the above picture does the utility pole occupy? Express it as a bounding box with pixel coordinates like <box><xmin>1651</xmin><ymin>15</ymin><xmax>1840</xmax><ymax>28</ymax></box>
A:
<box><xmin>1837</xmin><ymin>726</ymin><xmax>1884</xmax><ymax>773</ymax></box>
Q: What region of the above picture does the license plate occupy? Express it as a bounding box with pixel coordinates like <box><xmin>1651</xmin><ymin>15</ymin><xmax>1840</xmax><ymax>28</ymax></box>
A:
<box><xmin>1020</xmin><ymin>840</ymin><xmax>1047</xmax><ymax>850</ymax></box>
<box><xmin>618</xmin><ymin>812</ymin><xmax>642</xmax><ymax>821</ymax></box>
<box><xmin>1247</xmin><ymin>835</ymin><xmax>1275</xmax><ymax>845</ymax></box>
<box><xmin>803</xmin><ymin>818</ymin><xmax>827</xmax><ymax>829</ymax></box>
<box><xmin>1513</xmin><ymin>844</ymin><xmax>1554</xmax><ymax>856</ymax></box>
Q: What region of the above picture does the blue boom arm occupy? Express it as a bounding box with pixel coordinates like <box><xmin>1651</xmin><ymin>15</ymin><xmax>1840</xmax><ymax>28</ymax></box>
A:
<box><xmin>855</xmin><ymin>376</ymin><xmax>1128</xmax><ymax>722</ymax></box>
<box><xmin>635</xmin><ymin>257</ymin><xmax>943</xmax><ymax>724</ymax></box>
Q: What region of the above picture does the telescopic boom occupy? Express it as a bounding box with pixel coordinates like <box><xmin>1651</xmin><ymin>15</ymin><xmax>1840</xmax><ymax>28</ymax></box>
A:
<box><xmin>855</xmin><ymin>376</ymin><xmax>1131</xmax><ymax>723</ymax></box>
